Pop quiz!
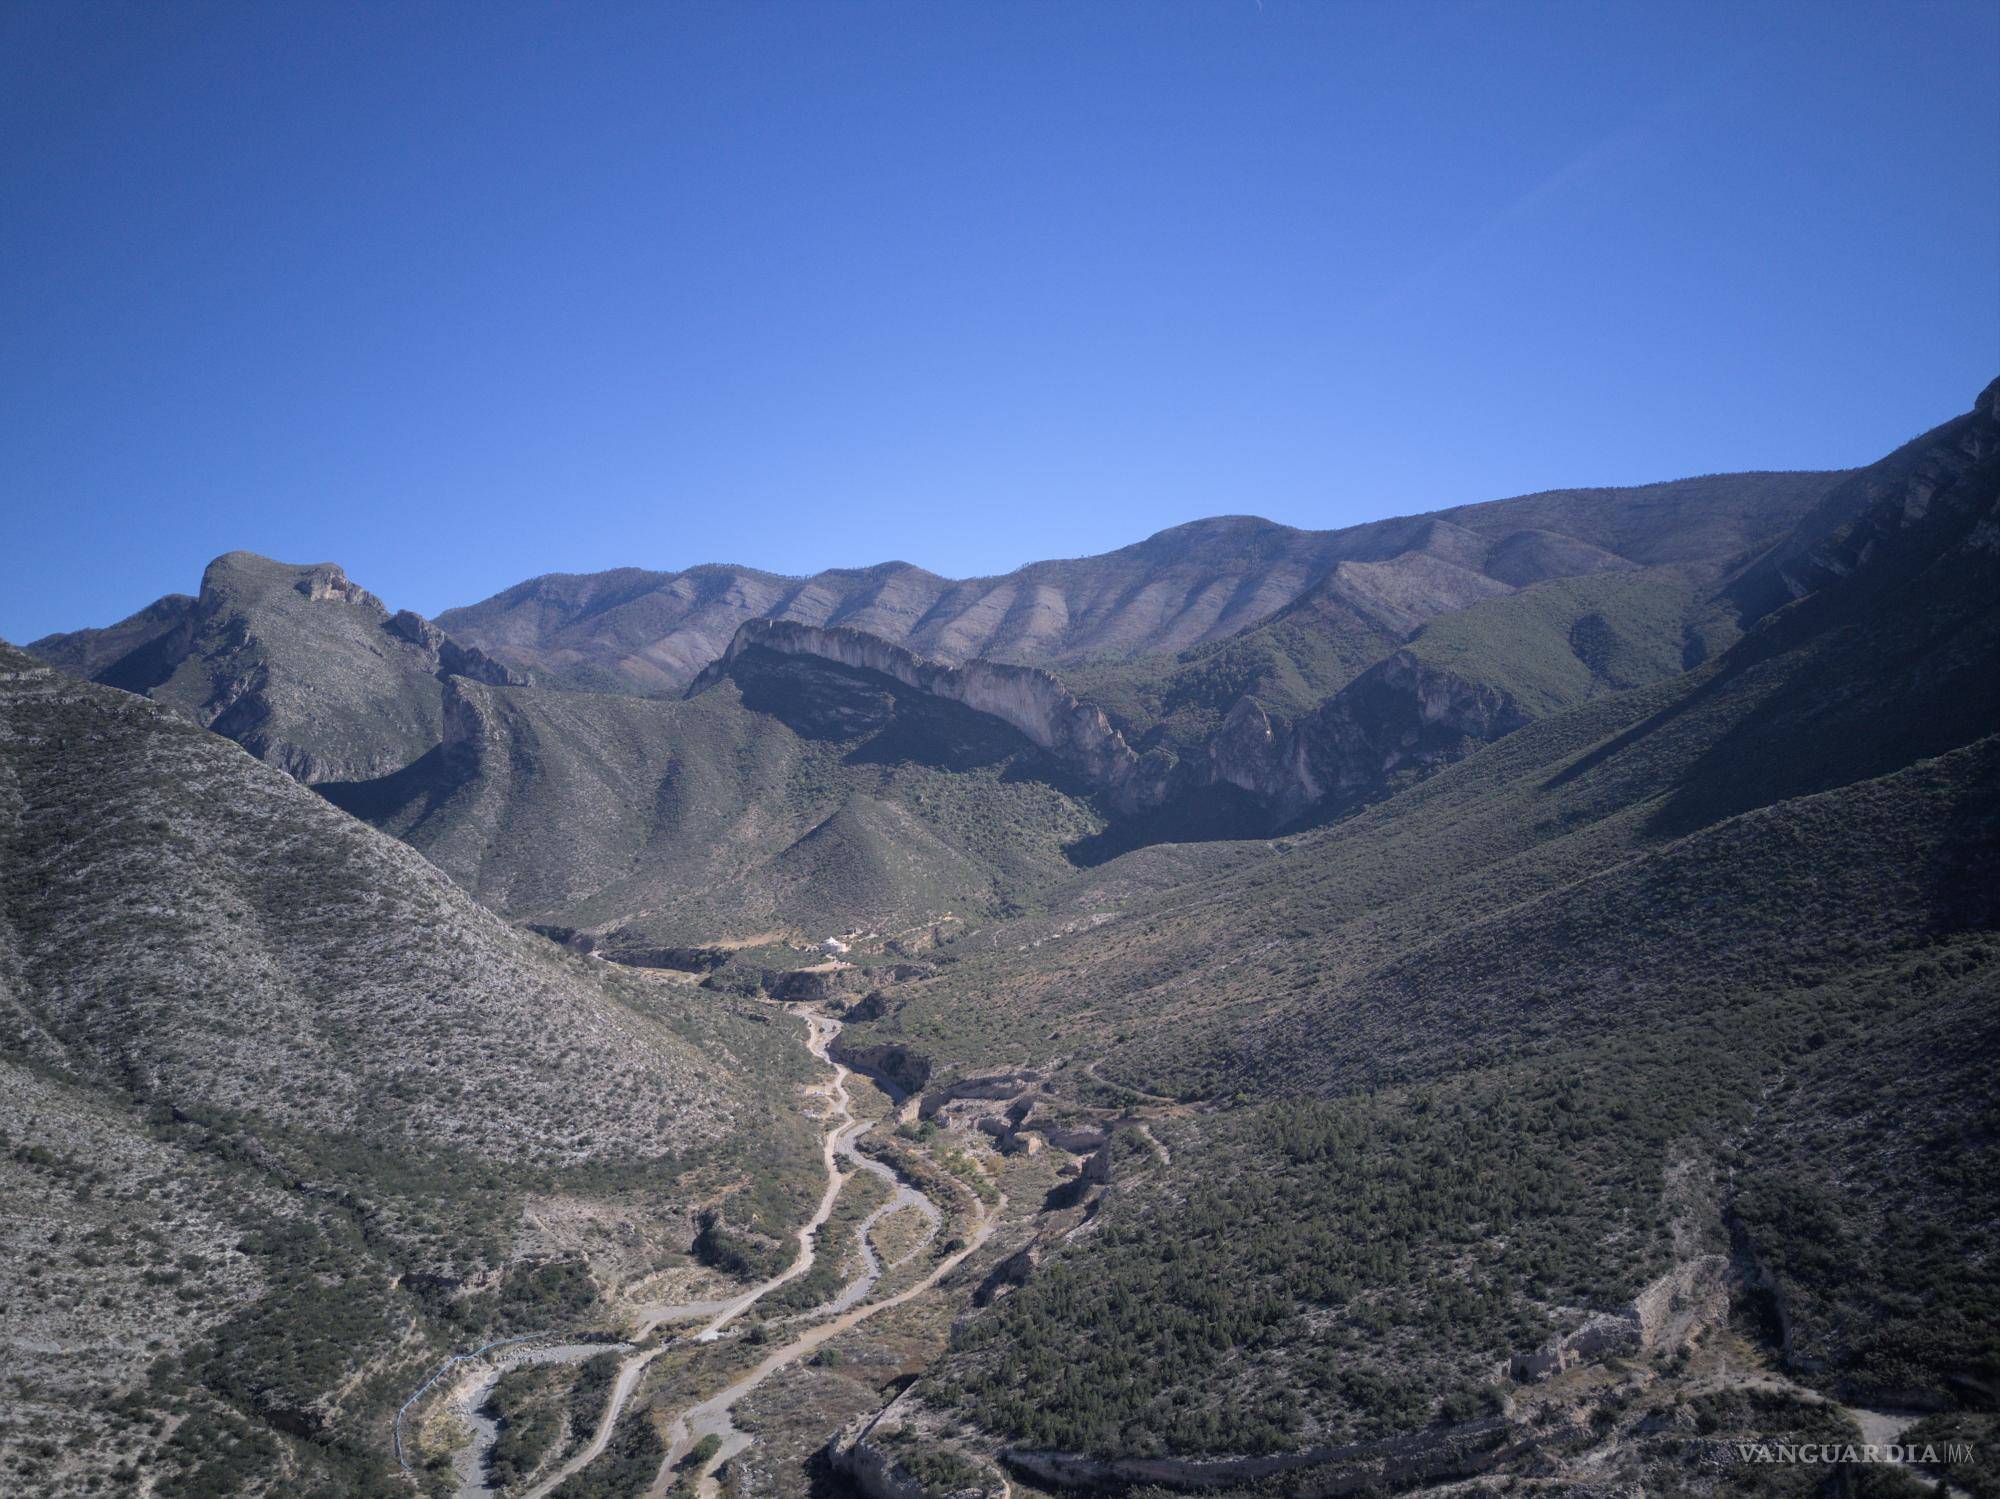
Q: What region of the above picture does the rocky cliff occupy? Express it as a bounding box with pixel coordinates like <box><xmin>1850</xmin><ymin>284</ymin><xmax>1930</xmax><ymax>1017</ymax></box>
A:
<box><xmin>695</xmin><ymin>616</ymin><xmax>1546</xmax><ymax>828</ymax></box>
<box><xmin>29</xmin><ymin>552</ymin><xmax>522</xmax><ymax>784</ymax></box>
<box><xmin>690</xmin><ymin>618</ymin><xmax>1170</xmax><ymax>811</ymax></box>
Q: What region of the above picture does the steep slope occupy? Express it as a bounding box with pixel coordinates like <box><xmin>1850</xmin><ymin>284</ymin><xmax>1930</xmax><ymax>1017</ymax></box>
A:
<box><xmin>680</xmin><ymin>552</ymin><xmax>1767</xmax><ymax>847</ymax></box>
<box><xmin>325</xmin><ymin>562</ymin><xmax>1739</xmax><ymax>947</ymax></box>
<box><xmin>1048</xmin><ymin>563</ymin><xmax>1716</xmax><ymax>841</ymax></box>
<box><xmin>436</xmin><ymin>473</ymin><xmax>1836</xmax><ymax>693</ymax></box>
<box><xmin>32</xmin><ymin>474</ymin><xmax>1840</xmax><ymax>897</ymax></box>
<box><xmin>23</xmin><ymin>591</ymin><xmax>196</xmax><ymax>682</ymax></box>
<box><xmin>27</xmin><ymin>551</ymin><xmax>520</xmax><ymax>784</ymax></box>
<box><xmin>0</xmin><ymin>643</ymin><xmax>820</xmax><ymax>1497</ymax></box>
<box><xmin>853</xmin><ymin>375</ymin><xmax>2000</xmax><ymax>1106</ymax></box>
<box><xmin>321</xmin><ymin>640</ymin><xmax>1106</xmax><ymax>946</ymax></box>
<box><xmin>828</xmin><ymin>379</ymin><xmax>2000</xmax><ymax>1477</ymax></box>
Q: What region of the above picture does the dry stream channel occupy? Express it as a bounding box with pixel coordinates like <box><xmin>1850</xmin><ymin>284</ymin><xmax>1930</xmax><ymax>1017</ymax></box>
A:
<box><xmin>406</xmin><ymin>1004</ymin><xmax>993</xmax><ymax>1499</ymax></box>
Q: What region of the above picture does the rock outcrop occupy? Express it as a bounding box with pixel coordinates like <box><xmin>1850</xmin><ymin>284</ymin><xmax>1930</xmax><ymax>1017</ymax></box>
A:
<box><xmin>1509</xmin><ymin>1255</ymin><xmax>1734</xmax><ymax>1383</ymax></box>
<box><xmin>828</xmin><ymin>1391</ymin><xmax>1005</xmax><ymax>1499</ymax></box>
<box><xmin>769</xmin><ymin>964</ymin><xmax>864</xmax><ymax>1003</ymax></box>
<box><xmin>916</xmin><ymin>1069</ymin><xmax>1046</xmax><ymax>1121</ymax></box>
<box><xmin>691</xmin><ymin>619</ymin><xmax>1167</xmax><ymax>811</ymax></box>
<box><xmin>693</xmin><ymin>616</ymin><xmax>1545</xmax><ymax>828</ymax></box>
<box><xmin>828</xmin><ymin>1038</ymin><xmax>935</xmax><ymax>1099</ymax></box>
<box><xmin>28</xmin><ymin>552</ymin><xmax>522</xmax><ymax>784</ymax></box>
<box><xmin>383</xmin><ymin>608</ymin><xmax>525</xmax><ymax>686</ymax></box>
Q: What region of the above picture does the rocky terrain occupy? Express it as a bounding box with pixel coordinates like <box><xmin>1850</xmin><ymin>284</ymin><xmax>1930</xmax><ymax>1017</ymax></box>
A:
<box><xmin>29</xmin><ymin>551</ymin><xmax>522</xmax><ymax>784</ymax></box>
<box><xmin>0</xmin><ymin>644</ymin><xmax>822</xmax><ymax>1496</ymax></box>
<box><xmin>5</xmin><ymin>382</ymin><xmax>1995</xmax><ymax>1499</ymax></box>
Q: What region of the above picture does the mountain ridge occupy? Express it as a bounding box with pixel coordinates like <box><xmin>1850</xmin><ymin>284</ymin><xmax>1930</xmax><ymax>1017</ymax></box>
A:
<box><xmin>4</xmin><ymin>385</ymin><xmax>1995</xmax><ymax>1497</ymax></box>
<box><xmin>432</xmin><ymin>470</ymin><xmax>1841</xmax><ymax>693</ymax></box>
<box><xmin>27</xmin><ymin>551</ymin><xmax>522</xmax><ymax>784</ymax></box>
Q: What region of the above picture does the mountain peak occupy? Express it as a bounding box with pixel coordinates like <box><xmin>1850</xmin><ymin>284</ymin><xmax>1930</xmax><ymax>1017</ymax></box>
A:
<box><xmin>1129</xmin><ymin>514</ymin><xmax>1299</xmax><ymax>552</ymax></box>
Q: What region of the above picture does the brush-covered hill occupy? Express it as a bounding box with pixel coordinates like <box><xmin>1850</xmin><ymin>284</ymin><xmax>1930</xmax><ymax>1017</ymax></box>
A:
<box><xmin>435</xmin><ymin>472</ymin><xmax>1837</xmax><ymax>695</ymax></box>
<box><xmin>26</xmin><ymin>551</ymin><xmax>521</xmax><ymax>784</ymax></box>
<box><xmin>321</xmin><ymin>637</ymin><xmax>1107</xmax><ymax>948</ymax></box>
<box><xmin>829</xmin><ymin>379</ymin><xmax>2000</xmax><ymax>1479</ymax></box>
<box><xmin>0</xmin><ymin>643</ymin><xmax>820</xmax><ymax>1497</ymax></box>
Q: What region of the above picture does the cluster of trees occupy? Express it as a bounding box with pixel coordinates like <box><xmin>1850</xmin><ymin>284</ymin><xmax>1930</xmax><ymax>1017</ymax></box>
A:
<box><xmin>549</xmin><ymin>1409</ymin><xmax>663</xmax><ymax>1499</ymax></box>
<box><xmin>484</xmin><ymin>1366</ymin><xmax>565</xmax><ymax>1487</ymax></box>
<box><xmin>693</xmin><ymin>1208</ymin><xmax>788</xmax><ymax>1282</ymax></box>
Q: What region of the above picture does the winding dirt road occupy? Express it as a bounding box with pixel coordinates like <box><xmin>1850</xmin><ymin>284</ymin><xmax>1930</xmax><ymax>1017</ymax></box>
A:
<box><xmin>647</xmin><ymin>1010</ymin><xmax>997</xmax><ymax>1497</ymax></box>
<box><xmin>442</xmin><ymin>1342</ymin><xmax>631</xmax><ymax>1499</ymax></box>
<box><xmin>408</xmin><ymin>1005</ymin><xmax>992</xmax><ymax>1499</ymax></box>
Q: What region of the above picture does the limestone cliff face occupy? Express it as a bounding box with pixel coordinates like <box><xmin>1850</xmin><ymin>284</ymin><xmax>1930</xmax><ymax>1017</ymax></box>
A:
<box><xmin>1201</xmin><ymin>644</ymin><xmax>1541</xmax><ymax>824</ymax></box>
<box><xmin>691</xmin><ymin>619</ymin><xmax>1170</xmax><ymax>811</ymax></box>
<box><xmin>1274</xmin><ymin>650</ymin><xmax>1533</xmax><ymax>817</ymax></box>
<box><xmin>696</xmin><ymin>618</ymin><xmax>1539</xmax><ymax>829</ymax></box>
<box><xmin>384</xmin><ymin>608</ymin><xmax>525</xmax><ymax>687</ymax></box>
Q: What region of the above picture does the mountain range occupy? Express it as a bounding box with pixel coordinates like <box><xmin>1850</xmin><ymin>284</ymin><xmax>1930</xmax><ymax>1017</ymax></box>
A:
<box><xmin>30</xmin><ymin>466</ymin><xmax>1845</xmax><ymax>944</ymax></box>
<box><xmin>5</xmin><ymin>378</ymin><xmax>1996</xmax><ymax>1497</ymax></box>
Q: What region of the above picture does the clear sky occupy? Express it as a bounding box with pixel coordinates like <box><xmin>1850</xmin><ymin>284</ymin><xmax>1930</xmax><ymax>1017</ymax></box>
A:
<box><xmin>4</xmin><ymin>1</ymin><xmax>1996</xmax><ymax>642</ymax></box>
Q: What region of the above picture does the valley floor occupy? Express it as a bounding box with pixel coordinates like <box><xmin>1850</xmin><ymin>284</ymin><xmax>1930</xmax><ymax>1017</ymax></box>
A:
<box><xmin>398</xmin><ymin>999</ymin><xmax>1013</xmax><ymax>1499</ymax></box>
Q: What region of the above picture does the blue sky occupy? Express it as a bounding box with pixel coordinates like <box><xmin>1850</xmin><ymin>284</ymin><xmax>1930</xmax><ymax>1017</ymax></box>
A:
<box><xmin>4</xmin><ymin>0</ymin><xmax>1996</xmax><ymax>642</ymax></box>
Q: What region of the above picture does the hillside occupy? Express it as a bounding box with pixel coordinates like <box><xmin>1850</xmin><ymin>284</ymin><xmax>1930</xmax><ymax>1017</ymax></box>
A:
<box><xmin>0</xmin><ymin>644</ymin><xmax>821</xmax><ymax>1497</ymax></box>
<box><xmin>435</xmin><ymin>473</ymin><xmax>1837</xmax><ymax>694</ymax></box>
<box><xmin>820</xmin><ymin>378</ymin><xmax>2000</xmax><ymax>1481</ymax></box>
<box><xmin>26</xmin><ymin>552</ymin><xmax>521</xmax><ymax>784</ymax></box>
<box><xmin>321</xmin><ymin>636</ymin><xmax>1106</xmax><ymax>947</ymax></box>
<box><xmin>27</xmin><ymin>475</ymin><xmax>1847</xmax><ymax>929</ymax></box>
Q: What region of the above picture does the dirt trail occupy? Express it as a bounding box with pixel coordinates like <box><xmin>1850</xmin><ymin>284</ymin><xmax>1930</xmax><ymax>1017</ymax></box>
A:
<box><xmin>513</xmin><ymin>1011</ymin><xmax>858</xmax><ymax>1496</ymax></box>
<box><xmin>804</xmin><ymin>1078</ymin><xmax>941</xmax><ymax>1319</ymax></box>
<box><xmin>441</xmin><ymin>1342</ymin><xmax>631</xmax><ymax>1499</ymax></box>
<box><xmin>473</xmin><ymin>1007</ymin><xmax>984</xmax><ymax>1499</ymax></box>
<box><xmin>647</xmin><ymin>1010</ymin><xmax>997</xmax><ymax>1498</ymax></box>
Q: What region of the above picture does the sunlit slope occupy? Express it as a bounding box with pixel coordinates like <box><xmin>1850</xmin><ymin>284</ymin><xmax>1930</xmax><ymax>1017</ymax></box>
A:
<box><xmin>324</xmin><ymin>643</ymin><xmax>1106</xmax><ymax>945</ymax></box>
<box><xmin>0</xmin><ymin>642</ymin><xmax>819</xmax><ymax>1496</ymax></box>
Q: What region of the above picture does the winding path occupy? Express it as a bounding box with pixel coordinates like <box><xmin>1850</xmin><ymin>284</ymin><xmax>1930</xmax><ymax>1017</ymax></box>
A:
<box><xmin>402</xmin><ymin>1005</ymin><xmax>988</xmax><ymax>1499</ymax></box>
<box><xmin>803</xmin><ymin>1085</ymin><xmax>942</xmax><ymax>1320</ymax></box>
<box><xmin>647</xmin><ymin>1010</ymin><xmax>997</xmax><ymax>1496</ymax></box>
<box><xmin>440</xmin><ymin>1342</ymin><xmax>631</xmax><ymax>1499</ymax></box>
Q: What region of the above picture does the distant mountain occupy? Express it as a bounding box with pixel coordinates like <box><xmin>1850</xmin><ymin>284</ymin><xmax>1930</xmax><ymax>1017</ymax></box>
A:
<box><xmin>0</xmin><ymin>643</ymin><xmax>820</xmax><ymax>1495</ymax></box>
<box><xmin>831</xmin><ymin>377</ymin><xmax>2000</xmax><ymax>1475</ymax></box>
<box><xmin>28</xmin><ymin>471</ymin><xmax>1849</xmax><ymax>942</ymax></box>
<box><xmin>435</xmin><ymin>472</ymin><xmax>1838</xmax><ymax>694</ymax></box>
<box><xmin>27</xmin><ymin>550</ymin><xmax>520</xmax><ymax>784</ymax></box>
<box><xmin>320</xmin><ymin>632</ymin><xmax>1107</xmax><ymax>947</ymax></box>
